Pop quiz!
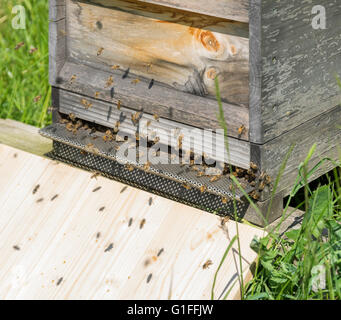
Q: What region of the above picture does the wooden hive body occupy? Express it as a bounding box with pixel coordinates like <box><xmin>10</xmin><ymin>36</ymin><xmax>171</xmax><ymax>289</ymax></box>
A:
<box><xmin>47</xmin><ymin>0</ymin><xmax>341</xmax><ymax>225</ymax></box>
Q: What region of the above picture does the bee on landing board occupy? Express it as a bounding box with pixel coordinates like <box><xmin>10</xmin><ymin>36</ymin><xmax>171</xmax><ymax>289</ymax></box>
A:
<box><xmin>202</xmin><ymin>260</ymin><xmax>213</xmax><ymax>270</ymax></box>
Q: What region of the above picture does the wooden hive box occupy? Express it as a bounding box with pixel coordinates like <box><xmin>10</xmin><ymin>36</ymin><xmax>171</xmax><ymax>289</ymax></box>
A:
<box><xmin>43</xmin><ymin>0</ymin><xmax>341</xmax><ymax>226</ymax></box>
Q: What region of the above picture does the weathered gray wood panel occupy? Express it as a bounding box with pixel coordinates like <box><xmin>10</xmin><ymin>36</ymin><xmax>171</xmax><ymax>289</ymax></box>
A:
<box><xmin>135</xmin><ymin>0</ymin><xmax>249</xmax><ymax>23</ymax></box>
<box><xmin>258</xmin><ymin>105</ymin><xmax>341</xmax><ymax>201</ymax></box>
<box><xmin>67</xmin><ymin>0</ymin><xmax>249</xmax><ymax>106</ymax></box>
<box><xmin>49</xmin><ymin>0</ymin><xmax>67</xmax><ymax>86</ymax></box>
<box><xmin>249</xmin><ymin>0</ymin><xmax>341</xmax><ymax>144</ymax></box>
<box><xmin>56</xmin><ymin>61</ymin><xmax>250</xmax><ymax>140</ymax></box>
<box><xmin>56</xmin><ymin>87</ymin><xmax>251</xmax><ymax>168</ymax></box>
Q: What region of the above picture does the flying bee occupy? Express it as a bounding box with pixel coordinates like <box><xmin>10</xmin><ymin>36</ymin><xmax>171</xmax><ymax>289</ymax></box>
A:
<box><xmin>199</xmin><ymin>185</ymin><xmax>207</xmax><ymax>193</ymax></box>
<box><xmin>47</xmin><ymin>106</ymin><xmax>57</xmax><ymax>114</ymax></box>
<box><xmin>131</xmin><ymin>78</ymin><xmax>140</xmax><ymax>85</ymax></box>
<box><xmin>250</xmin><ymin>162</ymin><xmax>258</xmax><ymax>172</ymax></box>
<box><xmin>70</xmin><ymin>74</ymin><xmax>77</xmax><ymax>84</ymax></box>
<box><xmin>97</xmin><ymin>47</ymin><xmax>104</xmax><ymax>56</ymax></box>
<box><xmin>69</xmin><ymin>113</ymin><xmax>76</xmax><ymax>122</ymax></box>
<box><xmin>238</xmin><ymin>124</ymin><xmax>246</xmax><ymax>136</ymax></box>
<box><xmin>153</xmin><ymin>114</ymin><xmax>159</xmax><ymax>121</ymax></box>
<box><xmin>34</xmin><ymin>95</ymin><xmax>42</xmax><ymax>103</ymax></box>
<box><xmin>105</xmin><ymin>75</ymin><xmax>113</xmax><ymax>88</ymax></box>
<box><xmin>140</xmin><ymin>219</ymin><xmax>146</xmax><ymax>229</ymax></box>
<box><xmin>15</xmin><ymin>42</ymin><xmax>25</xmax><ymax>50</ymax></box>
<box><xmin>117</xmin><ymin>100</ymin><xmax>121</xmax><ymax>110</ymax></box>
<box><xmin>111</xmin><ymin>65</ymin><xmax>120</xmax><ymax>70</ymax></box>
<box><xmin>202</xmin><ymin>260</ymin><xmax>213</xmax><ymax>270</ymax></box>
<box><xmin>29</xmin><ymin>47</ymin><xmax>38</xmax><ymax>54</ymax></box>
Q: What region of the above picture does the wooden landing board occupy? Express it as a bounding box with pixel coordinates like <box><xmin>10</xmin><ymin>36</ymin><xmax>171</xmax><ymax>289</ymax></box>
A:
<box><xmin>0</xmin><ymin>144</ymin><xmax>264</xmax><ymax>300</ymax></box>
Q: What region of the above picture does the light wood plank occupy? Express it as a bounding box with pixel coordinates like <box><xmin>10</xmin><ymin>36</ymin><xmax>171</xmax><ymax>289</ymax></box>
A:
<box><xmin>66</xmin><ymin>0</ymin><xmax>249</xmax><ymax>105</ymax></box>
<box><xmin>135</xmin><ymin>0</ymin><xmax>249</xmax><ymax>23</ymax></box>
<box><xmin>0</xmin><ymin>144</ymin><xmax>264</xmax><ymax>300</ymax></box>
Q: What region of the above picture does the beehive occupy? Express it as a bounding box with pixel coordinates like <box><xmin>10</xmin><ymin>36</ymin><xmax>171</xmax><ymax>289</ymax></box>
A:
<box><xmin>41</xmin><ymin>0</ymin><xmax>341</xmax><ymax>226</ymax></box>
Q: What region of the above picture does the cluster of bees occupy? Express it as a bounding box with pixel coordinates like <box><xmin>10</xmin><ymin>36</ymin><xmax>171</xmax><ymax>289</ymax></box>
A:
<box><xmin>58</xmin><ymin>46</ymin><xmax>272</xmax><ymax>204</ymax></box>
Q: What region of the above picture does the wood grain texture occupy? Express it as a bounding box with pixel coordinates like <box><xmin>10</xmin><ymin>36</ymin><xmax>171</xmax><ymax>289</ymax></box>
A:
<box><xmin>49</xmin><ymin>0</ymin><xmax>67</xmax><ymax>86</ymax></box>
<box><xmin>56</xmin><ymin>61</ymin><xmax>250</xmax><ymax>140</ymax></box>
<box><xmin>258</xmin><ymin>105</ymin><xmax>341</xmax><ymax>201</ymax></box>
<box><xmin>66</xmin><ymin>0</ymin><xmax>249</xmax><ymax>106</ymax></box>
<box><xmin>57</xmin><ymin>88</ymin><xmax>251</xmax><ymax>168</ymax></box>
<box><xmin>0</xmin><ymin>119</ymin><xmax>52</xmax><ymax>156</ymax></box>
<box><xmin>250</xmin><ymin>0</ymin><xmax>341</xmax><ymax>143</ymax></box>
<box><xmin>135</xmin><ymin>0</ymin><xmax>249</xmax><ymax>23</ymax></box>
<box><xmin>0</xmin><ymin>144</ymin><xmax>264</xmax><ymax>300</ymax></box>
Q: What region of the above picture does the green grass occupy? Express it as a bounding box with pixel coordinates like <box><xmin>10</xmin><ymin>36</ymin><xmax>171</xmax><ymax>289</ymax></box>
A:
<box><xmin>0</xmin><ymin>0</ymin><xmax>51</xmax><ymax>127</ymax></box>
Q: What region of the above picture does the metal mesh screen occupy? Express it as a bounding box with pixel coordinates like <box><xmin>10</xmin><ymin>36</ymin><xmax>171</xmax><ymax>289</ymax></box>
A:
<box><xmin>40</xmin><ymin>124</ymin><xmax>252</xmax><ymax>218</ymax></box>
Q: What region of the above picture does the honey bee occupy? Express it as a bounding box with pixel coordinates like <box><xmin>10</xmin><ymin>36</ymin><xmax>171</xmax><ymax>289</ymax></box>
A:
<box><xmin>250</xmin><ymin>190</ymin><xmax>260</xmax><ymax>200</ymax></box>
<box><xmin>121</xmin><ymin>186</ymin><xmax>128</xmax><ymax>194</ymax></box>
<box><xmin>146</xmin><ymin>63</ymin><xmax>152</xmax><ymax>72</ymax></box>
<box><xmin>221</xmin><ymin>197</ymin><xmax>228</xmax><ymax>204</ymax></box>
<box><xmin>33</xmin><ymin>95</ymin><xmax>42</xmax><ymax>103</ymax></box>
<box><xmin>238</xmin><ymin>124</ymin><xmax>246</xmax><ymax>136</ymax></box>
<box><xmin>220</xmin><ymin>216</ymin><xmax>230</xmax><ymax>226</ymax></box>
<box><xmin>197</xmin><ymin>171</ymin><xmax>205</xmax><ymax>177</ymax></box>
<box><xmin>131</xmin><ymin>112</ymin><xmax>141</xmax><ymax>125</ymax></box>
<box><xmin>199</xmin><ymin>185</ymin><xmax>207</xmax><ymax>193</ymax></box>
<box><xmin>105</xmin><ymin>75</ymin><xmax>114</xmax><ymax>88</ymax></box>
<box><xmin>125</xmin><ymin>164</ymin><xmax>134</xmax><ymax>172</ymax></box>
<box><xmin>202</xmin><ymin>260</ymin><xmax>213</xmax><ymax>270</ymax></box>
<box><xmin>111</xmin><ymin>65</ymin><xmax>120</xmax><ymax>70</ymax></box>
<box><xmin>153</xmin><ymin>136</ymin><xmax>160</xmax><ymax>144</ymax></box>
<box><xmin>250</xmin><ymin>162</ymin><xmax>258</xmax><ymax>171</ymax></box>
<box><xmin>14</xmin><ymin>42</ymin><xmax>24</xmax><ymax>50</ymax></box>
<box><xmin>94</xmin><ymin>91</ymin><xmax>100</xmax><ymax>98</ymax></box>
<box><xmin>91</xmin><ymin>172</ymin><xmax>100</xmax><ymax>179</ymax></box>
<box><xmin>264</xmin><ymin>174</ymin><xmax>272</xmax><ymax>186</ymax></box>
<box><xmin>81</xmin><ymin>98</ymin><xmax>92</xmax><ymax>109</ymax></box>
<box><xmin>258</xmin><ymin>181</ymin><xmax>265</xmax><ymax>191</ymax></box>
<box><xmin>153</xmin><ymin>114</ymin><xmax>160</xmax><ymax>121</ymax></box>
<box><xmin>67</xmin><ymin>114</ymin><xmax>75</xmax><ymax>122</ymax></box>
<box><xmin>140</xmin><ymin>219</ymin><xmax>146</xmax><ymax>229</ymax></box>
<box><xmin>97</xmin><ymin>47</ymin><xmax>104</xmax><ymax>56</ymax></box>
<box><xmin>47</xmin><ymin>106</ymin><xmax>57</xmax><ymax>114</ymax></box>
<box><xmin>178</xmin><ymin>134</ymin><xmax>184</xmax><ymax>149</ymax></box>
<box><xmin>29</xmin><ymin>47</ymin><xmax>38</xmax><ymax>54</ymax></box>
<box><xmin>80</xmin><ymin>150</ymin><xmax>87</xmax><ymax>156</ymax></box>
<box><xmin>70</xmin><ymin>74</ymin><xmax>77</xmax><ymax>84</ymax></box>
<box><xmin>148</xmin><ymin>197</ymin><xmax>153</xmax><ymax>206</ymax></box>
<box><xmin>182</xmin><ymin>183</ymin><xmax>191</xmax><ymax>190</ymax></box>
<box><xmin>33</xmin><ymin>184</ymin><xmax>40</xmax><ymax>195</ymax></box>
<box><xmin>210</xmin><ymin>175</ymin><xmax>221</xmax><ymax>183</ymax></box>
<box><xmin>146</xmin><ymin>120</ymin><xmax>152</xmax><ymax>127</ymax></box>
<box><xmin>143</xmin><ymin>161</ymin><xmax>151</xmax><ymax>171</ymax></box>
<box><xmin>131</xmin><ymin>78</ymin><xmax>140</xmax><ymax>85</ymax></box>
<box><xmin>66</xmin><ymin>122</ymin><xmax>74</xmax><ymax>132</ymax></box>
<box><xmin>117</xmin><ymin>100</ymin><xmax>121</xmax><ymax>110</ymax></box>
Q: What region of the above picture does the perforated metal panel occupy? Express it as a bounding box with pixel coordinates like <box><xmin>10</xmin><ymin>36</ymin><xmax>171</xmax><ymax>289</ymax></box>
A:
<box><xmin>40</xmin><ymin>123</ymin><xmax>253</xmax><ymax>218</ymax></box>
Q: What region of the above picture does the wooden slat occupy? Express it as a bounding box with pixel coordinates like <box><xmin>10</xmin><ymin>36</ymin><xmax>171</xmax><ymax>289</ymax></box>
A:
<box><xmin>0</xmin><ymin>144</ymin><xmax>264</xmax><ymax>300</ymax></box>
<box><xmin>135</xmin><ymin>0</ymin><xmax>249</xmax><ymax>23</ymax></box>
<box><xmin>0</xmin><ymin>119</ymin><xmax>51</xmax><ymax>156</ymax></box>
<box><xmin>56</xmin><ymin>61</ymin><xmax>250</xmax><ymax>140</ymax></box>
<box><xmin>249</xmin><ymin>0</ymin><xmax>341</xmax><ymax>143</ymax></box>
<box><xmin>66</xmin><ymin>0</ymin><xmax>249</xmax><ymax>106</ymax></box>
<box><xmin>58</xmin><ymin>88</ymin><xmax>251</xmax><ymax>168</ymax></box>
